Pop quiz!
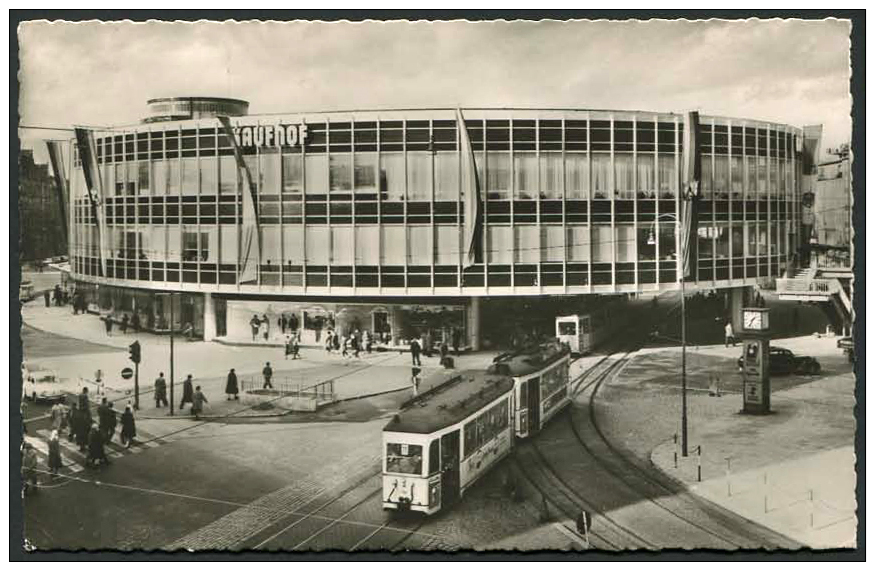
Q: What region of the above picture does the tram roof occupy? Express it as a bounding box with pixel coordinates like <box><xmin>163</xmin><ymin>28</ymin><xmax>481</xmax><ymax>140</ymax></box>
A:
<box><xmin>383</xmin><ymin>371</ymin><xmax>514</xmax><ymax>435</ymax></box>
<box><xmin>488</xmin><ymin>343</ymin><xmax>570</xmax><ymax>378</ymax></box>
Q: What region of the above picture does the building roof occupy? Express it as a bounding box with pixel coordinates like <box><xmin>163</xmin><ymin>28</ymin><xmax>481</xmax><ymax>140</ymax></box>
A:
<box><xmin>488</xmin><ymin>342</ymin><xmax>569</xmax><ymax>378</ymax></box>
<box><xmin>383</xmin><ymin>371</ymin><xmax>514</xmax><ymax>435</ymax></box>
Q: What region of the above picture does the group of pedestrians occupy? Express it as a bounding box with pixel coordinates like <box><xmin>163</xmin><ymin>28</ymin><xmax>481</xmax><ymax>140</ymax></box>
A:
<box><xmin>323</xmin><ymin>329</ymin><xmax>373</xmax><ymax>359</ymax></box>
<box><xmin>250</xmin><ymin>314</ymin><xmax>271</xmax><ymax>342</ymax></box>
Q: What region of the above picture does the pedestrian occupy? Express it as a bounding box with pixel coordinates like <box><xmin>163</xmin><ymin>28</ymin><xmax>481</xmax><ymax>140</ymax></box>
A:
<box><xmin>120</xmin><ymin>313</ymin><xmax>129</xmax><ymax>334</ymax></box>
<box><xmin>74</xmin><ymin>404</ymin><xmax>90</xmax><ymax>452</ymax></box>
<box><xmin>225</xmin><ymin>369</ymin><xmax>239</xmax><ymax>400</ymax></box>
<box><xmin>97</xmin><ymin>397</ymin><xmax>114</xmax><ymax>442</ymax></box>
<box><xmin>410</xmin><ymin>335</ymin><xmax>422</xmax><ymax>367</ymax></box>
<box><xmin>452</xmin><ymin>329</ymin><xmax>461</xmax><ymax>356</ymax></box>
<box><xmin>364</xmin><ymin>330</ymin><xmax>372</xmax><ymax>354</ymax></box>
<box><xmin>290</xmin><ymin>333</ymin><xmax>301</xmax><ymax>360</ymax></box>
<box><xmin>724</xmin><ymin>320</ymin><xmax>736</xmax><ymax>348</ymax></box>
<box><xmin>66</xmin><ymin>402</ymin><xmax>77</xmax><ymax>442</ymax></box>
<box><xmin>119</xmin><ymin>404</ymin><xmax>136</xmax><ymax>448</ymax></box>
<box><xmin>131</xmin><ymin>310</ymin><xmax>141</xmax><ymax>332</ymax></box>
<box><xmin>48</xmin><ymin>430</ymin><xmax>62</xmax><ymax>477</ymax></box>
<box><xmin>333</xmin><ymin>332</ymin><xmax>340</xmax><ymax>351</ymax></box>
<box><xmin>261</xmin><ymin>314</ymin><xmax>270</xmax><ymax>341</ymax></box>
<box><xmin>250</xmin><ymin>314</ymin><xmax>261</xmax><ymax>341</ymax></box>
<box><xmin>154</xmin><ymin>372</ymin><xmax>168</xmax><ymax>408</ymax></box>
<box><xmin>104</xmin><ymin>315</ymin><xmax>113</xmax><ymax>336</ymax></box>
<box><xmin>325</xmin><ymin>330</ymin><xmax>334</xmax><ymax>353</ymax></box>
<box><xmin>284</xmin><ymin>332</ymin><xmax>293</xmax><ymax>359</ymax></box>
<box><xmin>44</xmin><ymin>290</ymin><xmax>50</xmax><ymax>308</ymax></box>
<box><xmin>179</xmin><ymin>374</ymin><xmax>194</xmax><ymax>410</ymax></box>
<box><xmin>280</xmin><ymin>314</ymin><xmax>287</xmax><ymax>334</ymax></box>
<box><xmin>341</xmin><ymin>337</ymin><xmax>350</xmax><ymax>358</ymax></box>
<box><xmin>262</xmin><ymin>362</ymin><xmax>274</xmax><ymax>389</ymax></box>
<box><xmin>53</xmin><ymin>284</ymin><xmax>62</xmax><ymax>306</ymax></box>
<box><xmin>50</xmin><ymin>401</ymin><xmax>67</xmax><ymax>433</ymax></box>
<box><xmin>87</xmin><ymin>426</ymin><xmax>110</xmax><ymax>467</ymax></box>
<box><xmin>22</xmin><ymin>443</ymin><xmax>38</xmax><ymax>494</ymax></box>
<box><xmin>192</xmin><ymin>386</ymin><xmax>208</xmax><ymax>419</ymax></box>
<box><xmin>440</xmin><ymin>340</ymin><xmax>449</xmax><ymax>362</ymax></box>
<box><xmin>78</xmin><ymin>386</ymin><xmax>90</xmax><ymax>411</ymax></box>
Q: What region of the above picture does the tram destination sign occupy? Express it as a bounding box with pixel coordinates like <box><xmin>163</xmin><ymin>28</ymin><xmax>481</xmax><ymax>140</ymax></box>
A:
<box><xmin>232</xmin><ymin>123</ymin><xmax>309</xmax><ymax>149</ymax></box>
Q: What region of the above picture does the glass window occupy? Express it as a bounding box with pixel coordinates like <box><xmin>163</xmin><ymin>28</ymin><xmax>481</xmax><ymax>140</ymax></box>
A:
<box><xmin>386</xmin><ymin>443</ymin><xmax>423</xmax><ymax>475</ymax></box>
<box><xmin>380</xmin><ymin>153</ymin><xmax>405</xmax><ymax>201</ymax></box>
<box><xmin>746</xmin><ymin>223</ymin><xmax>757</xmax><ymax>256</ymax></box>
<box><xmin>638</xmin><ymin>226</ymin><xmax>656</xmax><ymax>261</ymax></box>
<box><xmin>616</xmin><ymin>225</ymin><xmax>636</xmax><ymax>261</ymax></box>
<box><xmin>514</xmin><ymin>152</ymin><xmax>538</xmax><ymax>200</ymax></box>
<box><xmin>219</xmin><ymin>156</ymin><xmax>237</xmax><ymax>195</ymax></box>
<box><xmin>435</xmin><ymin>152</ymin><xmax>458</xmax><ymax>200</ymax></box>
<box><xmin>330</xmin><ymin>226</ymin><xmax>353</xmax><ymax>265</ymax></box>
<box><xmin>591</xmin><ymin>154</ymin><xmax>610</xmax><ymax>199</ymax></box>
<box><xmin>407</xmin><ymin>226</ymin><xmax>432</xmax><ymax>265</ymax></box>
<box><xmin>700</xmin><ymin>155</ymin><xmax>712</xmax><ymax>199</ymax></box>
<box><xmin>565</xmin><ymin>153</ymin><xmax>589</xmax><ymax>199</ymax></box>
<box><xmin>282</xmin><ymin>153</ymin><xmax>303</xmax><ymax>193</ymax></box>
<box><xmin>658</xmin><ymin>154</ymin><xmax>676</xmax><ymax>199</ymax></box>
<box><xmin>436</xmin><ymin>225</ymin><xmax>460</xmax><ymax>265</ymax></box>
<box><xmin>698</xmin><ymin>225</ymin><xmax>715</xmax><ymax>258</ymax></box>
<box><xmin>714</xmin><ymin>157</ymin><xmax>729</xmax><ymax>199</ymax></box>
<box><xmin>428</xmin><ymin>440</ymin><xmax>440</xmax><ymax>476</ymax></box>
<box><xmin>730</xmin><ymin>157</ymin><xmax>743</xmax><ymax>198</ymax></box>
<box><xmin>305</xmin><ymin>154</ymin><xmax>329</xmax><ymax>194</ymax></box>
<box><xmin>614</xmin><ymin>155</ymin><xmax>634</xmax><ymax>199</ymax></box>
<box><xmin>262</xmin><ymin>225</ymin><xmax>281</xmax><ymax>264</ymax></box>
<box><xmin>151</xmin><ymin>161</ymin><xmax>167</xmax><ymax>195</ymax></box>
<box><xmin>182</xmin><ymin>229</ymin><xmax>208</xmax><ymax>262</ymax></box>
<box><xmin>541</xmin><ymin>226</ymin><xmax>564</xmax><ymax>262</ymax></box>
<box><xmin>715</xmin><ymin>226</ymin><xmax>730</xmax><ymax>258</ymax></box>
<box><xmin>354</xmin><ymin>153</ymin><xmax>378</xmax><ymax>192</ymax></box>
<box><xmin>407</xmin><ymin>152</ymin><xmax>431</xmax><ymax>201</ymax></box>
<box><xmin>746</xmin><ymin>156</ymin><xmax>757</xmax><ymax>198</ymax></box>
<box><xmin>355</xmin><ymin>225</ymin><xmax>379</xmax><ymax>264</ymax></box>
<box><xmin>487</xmin><ymin>225</ymin><xmax>513</xmax><ymax>264</ymax></box>
<box><xmin>220</xmin><ymin>225</ymin><xmax>237</xmax><ymax>264</ymax></box>
<box><xmin>181</xmin><ymin>158</ymin><xmax>199</xmax><ymax>195</ymax></box>
<box><xmin>260</xmin><ymin>149</ymin><xmax>280</xmax><ymax>194</ymax></box>
<box><xmin>329</xmin><ymin>154</ymin><xmax>352</xmax><ymax>192</ymax></box>
<box><xmin>305</xmin><ymin>226</ymin><xmax>330</xmax><ymax>265</ymax></box>
<box><xmin>282</xmin><ymin>225</ymin><xmax>304</xmax><ymax>264</ymax></box>
<box><xmin>732</xmin><ymin>225</ymin><xmax>744</xmax><ymax>257</ymax></box>
<box><xmin>567</xmin><ymin>226</ymin><xmax>590</xmax><ymax>262</ymax></box>
<box><xmin>757</xmin><ymin>156</ymin><xmax>767</xmax><ymax>198</ymax></box>
<box><xmin>636</xmin><ymin>154</ymin><xmax>655</xmax><ymax>198</ymax></box>
<box><xmin>167</xmin><ymin>160</ymin><xmax>181</xmax><ymax>195</ymax></box>
<box><xmin>514</xmin><ymin>225</ymin><xmax>539</xmax><ymax>263</ymax></box>
<box><xmin>592</xmin><ymin>225</ymin><xmax>613</xmax><ymax>262</ymax></box>
<box><xmin>658</xmin><ymin>222</ymin><xmax>676</xmax><ymax>260</ymax></box>
<box><xmin>540</xmin><ymin>153</ymin><xmax>563</xmax><ymax>199</ymax></box>
<box><xmin>381</xmin><ymin>225</ymin><xmax>405</xmax><ymax>264</ymax></box>
<box><xmin>486</xmin><ymin>152</ymin><xmax>510</xmax><ymax>199</ymax></box>
<box><xmin>200</xmin><ymin>158</ymin><xmax>217</xmax><ymax>195</ymax></box>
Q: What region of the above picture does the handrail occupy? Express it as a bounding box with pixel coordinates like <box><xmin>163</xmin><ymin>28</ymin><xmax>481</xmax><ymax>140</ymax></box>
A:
<box><xmin>775</xmin><ymin>277</ymin><xmax>852</xmax><ymax>319</ymax></box>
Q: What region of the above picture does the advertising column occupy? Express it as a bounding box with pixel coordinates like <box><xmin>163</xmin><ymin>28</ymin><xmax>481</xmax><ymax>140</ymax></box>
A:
<box><xmin>741</xmin><ymin>307</ymin><xmax>771</xmax><ymax>414</ymax></box>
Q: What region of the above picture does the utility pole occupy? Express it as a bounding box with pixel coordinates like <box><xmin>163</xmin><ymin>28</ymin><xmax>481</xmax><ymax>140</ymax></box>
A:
<box><xmin>157</xmin><ymin>292</ymin><xmax>176</xmax><ymax>416</ymax></box>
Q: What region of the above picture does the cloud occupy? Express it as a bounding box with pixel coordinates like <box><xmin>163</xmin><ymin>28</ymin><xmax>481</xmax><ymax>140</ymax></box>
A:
<box><xmin>18</xmin><ymin>18</ymin><xmax>852</xmax><ymax>162</ymax></box>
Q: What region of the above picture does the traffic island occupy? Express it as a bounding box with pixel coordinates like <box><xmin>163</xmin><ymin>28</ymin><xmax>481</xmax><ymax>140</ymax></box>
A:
<box><xmin>238</xmin><ymin>388</ymin><xmax>335</xmax><ymax>413</ymax></box>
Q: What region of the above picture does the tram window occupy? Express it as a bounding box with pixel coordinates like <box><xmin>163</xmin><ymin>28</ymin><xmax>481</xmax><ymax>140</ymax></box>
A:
<box><xmin>558</xmin><ymin>322</ymin><xmax>576</xmax><ymax>336</ymax></box>
<box><xmin>386</xmin><ymin>443</ymin><xmax>423</xmax><ymax>475</ymax></box>
<box><xmin>428</xmin><ymin>440</ymin><xmax>440</xmax><ymax>475</ymax></box>
<box><xmin>520</xmin><ymin>383</ymin><xmax>528</xmax><ymax>408</ymax></box>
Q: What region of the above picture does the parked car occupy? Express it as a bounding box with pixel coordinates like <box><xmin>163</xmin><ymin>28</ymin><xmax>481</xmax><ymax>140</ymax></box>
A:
<box><xmin>22</xmin><ymin>362</ymin><xmax>100</xmax><ymax>403</ymax></box>
<box><xmin>19</xmin><ymin>280</ymin><xmax>35</xmax><ymax>302</ymax></box>
<box><xmin>737</xmin><ymin>347</ymin><xmax>822</xmax><ymax>376</ymax></box>
<box><xmin>837</xmin><ymin>337</ymin><xmax>854</xmax><ymax>364</ymax></box>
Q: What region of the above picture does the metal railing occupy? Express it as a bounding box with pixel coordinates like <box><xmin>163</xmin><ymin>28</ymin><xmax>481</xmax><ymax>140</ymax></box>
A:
<box><xmin>813</xmin><ymin>252</ymin><xmax>852</xmax><ymax>271</ymax></box>
<box><xmin>239</xmin><ymin>376</ymin><xmax>335</xmax><ymax>401</ymax></box>
<box><xmin>776</xmin><ymin>277</ymin><xmax>852</xmax><ymax>317</ymax></box>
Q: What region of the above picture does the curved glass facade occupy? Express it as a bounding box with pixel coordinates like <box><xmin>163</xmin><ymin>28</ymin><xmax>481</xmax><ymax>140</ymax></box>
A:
<box><xmin>66</xmin><ymin>109</ymin><xmax>802</xmax><ymax>296</ymax></box>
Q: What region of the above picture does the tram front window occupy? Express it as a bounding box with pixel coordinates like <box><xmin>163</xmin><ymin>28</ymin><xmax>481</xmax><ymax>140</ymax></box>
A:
<box><xmin>558</xmin><ymin>322</ymin><xmax>576</xmax><ymax>336</ymax></box>
<box><xmin>386</xmin><ymin>443</ymin><xmax>423</xmax><ymax>475</ymax></box>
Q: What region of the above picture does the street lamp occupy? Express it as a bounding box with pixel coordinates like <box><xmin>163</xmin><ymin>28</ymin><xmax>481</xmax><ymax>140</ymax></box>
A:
<box><xmin>155</xmin><ymin>291</ymin><xmax>175</xmax><ymax>416</ymax></box>
<box><xmin>649</xmin><ymin>213</ymin><xmax>689</xmax><ymax>457</ymax></box>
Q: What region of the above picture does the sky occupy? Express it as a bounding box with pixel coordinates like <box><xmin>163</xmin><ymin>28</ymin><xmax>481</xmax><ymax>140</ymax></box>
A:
<box><xmin>18</xmin><ymin>18</ymin><xmax>852</xmax><ymax>163</ymax></box>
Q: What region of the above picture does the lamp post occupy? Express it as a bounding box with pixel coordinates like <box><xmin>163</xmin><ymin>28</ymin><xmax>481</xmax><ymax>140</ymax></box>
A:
<box><xmin>650</xmin><ymin>213</ymin><xmax>688</xmax><ymax>457</ymax></box>
<box><xmin>156</xmin><ymin>291</ymin><xmax>175</xmax><ymax>416</ymax></box>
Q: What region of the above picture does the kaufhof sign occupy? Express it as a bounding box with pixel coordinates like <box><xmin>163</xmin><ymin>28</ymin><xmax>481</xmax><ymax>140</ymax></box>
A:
<box><xmin>233</xmin><ymin>124</ymin><xmax>309</xmax><ymax>148</ymax></box>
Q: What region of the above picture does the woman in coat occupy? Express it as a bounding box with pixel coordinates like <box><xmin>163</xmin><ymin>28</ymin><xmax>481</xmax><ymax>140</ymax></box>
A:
<box><xmin>48</xmin><ymin>430</ymin><xmax>63</xmax><ymax>477</ymax></box>
<box><xmin>120</xmin><ymin>404</ymin><xmax>136</xmax><ymax>448</ymax></box>
<box><xmin>87</xmin><ymin>426</ymin><xmax>110</xmax><ymax>467</ymax></box>
<box><xmin>225</xmin><ymin>369</ymin><xmax>239</xmax><ymax>400</ymax></box>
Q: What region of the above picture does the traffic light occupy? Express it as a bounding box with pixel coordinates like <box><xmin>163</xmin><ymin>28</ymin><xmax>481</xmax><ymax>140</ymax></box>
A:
<box><xmin>129</xmin><ymin>340</ymin><xmax>141</xmax><ymax>364</ymax></box>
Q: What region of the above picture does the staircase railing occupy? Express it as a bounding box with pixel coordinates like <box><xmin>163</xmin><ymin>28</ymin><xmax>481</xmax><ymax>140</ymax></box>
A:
<box><xmin>775</xmin><ymin>277</ymin><xmax>852</xmax><ymax>319</ymax></box>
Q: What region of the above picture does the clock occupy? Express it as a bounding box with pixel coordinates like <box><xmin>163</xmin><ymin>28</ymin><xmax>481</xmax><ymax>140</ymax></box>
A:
<box><xmin>742</xmin><ymin>308</ymin><xmax>770</xmax><ymax>332</ymax></box>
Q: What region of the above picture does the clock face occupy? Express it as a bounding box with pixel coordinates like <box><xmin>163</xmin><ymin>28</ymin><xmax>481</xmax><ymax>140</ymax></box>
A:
<box><xmin>744</xmin><ymin>311</ymin><xmax>763</xmax><ymax>330</ymax></box>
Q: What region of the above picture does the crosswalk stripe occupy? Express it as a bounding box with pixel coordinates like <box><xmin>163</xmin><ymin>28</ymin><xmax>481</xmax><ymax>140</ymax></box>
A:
<box><xmin>30</xmin><ymin>432</ymin><xmax>85</xmax><ymax>473</ymax></box>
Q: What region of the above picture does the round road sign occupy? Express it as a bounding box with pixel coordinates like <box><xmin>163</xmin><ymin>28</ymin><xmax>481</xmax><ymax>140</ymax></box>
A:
<box><xmin>121</xmin><ymin>367</ymin><xmax>134</xmax><ymax>380</ymax></box>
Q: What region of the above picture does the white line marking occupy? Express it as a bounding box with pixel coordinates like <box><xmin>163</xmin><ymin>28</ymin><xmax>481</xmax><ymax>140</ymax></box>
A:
<box><xmin>350</xmin><ymin>522</ymin><xmax>386</xmax><ymax>551</ymax></box>
<box><xmin>553</xmin><ymin>522</ymin><xmax>589</xmax><ymax>549</ymax></box>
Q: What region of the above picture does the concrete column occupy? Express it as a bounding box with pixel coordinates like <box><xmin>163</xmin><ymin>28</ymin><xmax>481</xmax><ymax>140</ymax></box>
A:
<box><xmin>729</xmin><ymin>286</ymin><xmax>750</xmax><ymax>333</ymax></box>
<box><xmin>203</xmin><ymin>292</ymin><xmax>216</xmax><ymax>341</ymax></box>
<box><xmin>391</xmin><ymin>305</ymin><xmax>403</xmax><ymax>346</ymax></box>
<box><xmin>468</xmin><ymin>296</ymin><xmax>481</xmax><ymax>351</ymax></box>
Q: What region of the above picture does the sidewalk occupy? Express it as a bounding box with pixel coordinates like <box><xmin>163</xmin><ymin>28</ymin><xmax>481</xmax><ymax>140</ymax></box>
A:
<box><xmin>648</xmin><ymin>336</ymin><xmax>857</xmax><ymax>549</ymax></box>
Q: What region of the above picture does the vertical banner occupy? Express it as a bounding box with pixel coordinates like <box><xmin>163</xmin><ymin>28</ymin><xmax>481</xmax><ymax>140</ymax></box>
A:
<box><xmin>217</xmin><ymin>115</ymin><xmax>260</xmax><ymax>284</ymax></box>
<box><xmin>456</xmin><ymin>109</ymin><xmax>484</xmax><ymax>269</ymax></box>
<box><xmin>680</xmin><ymin>111</ymin><xmax>702</xmax><ymax>280</ymax></box>
<box><xmin>45</xmin><ymin>140</ymin><xmax>69</xmax><ymax>247</ymax></box>
<box><xmin>73</xmin><ymin>127</ymin><xmax>108</xmax><ymax>277</ymax></box>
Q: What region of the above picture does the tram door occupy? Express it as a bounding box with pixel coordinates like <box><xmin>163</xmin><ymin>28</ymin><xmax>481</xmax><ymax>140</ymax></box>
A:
<box><xmin>526</xmin><ymin>378</ymin><xmax>541</xmax><ymax>434</ymax></box>
<box><xmin>440</xmin><ymin>430</ymin><xmax>461</xmax><ymax>504</ymax></box>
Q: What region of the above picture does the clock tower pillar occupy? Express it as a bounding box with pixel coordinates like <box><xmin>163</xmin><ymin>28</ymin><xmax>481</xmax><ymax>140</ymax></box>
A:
<box><xmin>741</xmin><ymin>307</ymin><xmax>771</xmax><ymax>415</ymax></box>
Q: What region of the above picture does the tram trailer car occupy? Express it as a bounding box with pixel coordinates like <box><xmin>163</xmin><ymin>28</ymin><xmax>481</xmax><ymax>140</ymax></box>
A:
<box><xmin>489</xmin><ymin>341</ymin><xmax>572</xmax><ymax>439</ymax></box>
<box><xmin>382</xmin><ymin>372</ymin><xmax>515</xmax><ymax>514</ymax></box>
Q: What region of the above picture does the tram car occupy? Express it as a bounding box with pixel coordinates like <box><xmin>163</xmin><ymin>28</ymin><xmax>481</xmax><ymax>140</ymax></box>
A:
<box><xmin>488</xmin><ymin>341</ymin><xmax>572</xmax><ymax>438</ymax></box>
<box><xmin>382</xmin><ymin>371</ymin><xmax>515</xmax><ymax>514</ymax></box>
<box><xmin>555</xmin><ymin>300</ymin><xmax>623</xmax><ymax>355</ymax></box>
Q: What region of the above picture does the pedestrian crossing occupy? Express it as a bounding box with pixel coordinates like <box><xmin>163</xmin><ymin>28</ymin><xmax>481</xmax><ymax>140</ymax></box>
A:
<box><xmin>23</xmin><ymin>425</ymin><xmax>169</xmax><ymax>476</ymax></box>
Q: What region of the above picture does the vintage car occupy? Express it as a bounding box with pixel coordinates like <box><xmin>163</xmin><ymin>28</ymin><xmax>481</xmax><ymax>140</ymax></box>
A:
<box><xmin>22</xmin><ymin>363</ymin><xmax>100</xmax><ymax>403</ymax></box>
<box><xmin>737</xmin><ymin>346</ymin><xmax>822</xmax><ymax>376</ymax></box>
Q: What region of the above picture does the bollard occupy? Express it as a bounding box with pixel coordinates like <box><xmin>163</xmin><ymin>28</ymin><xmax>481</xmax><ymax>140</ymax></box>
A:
<box><xmin>809</xmin><ymin>489</ymin><xmax>814</xmax><ymax>528</ymax></box>
<box><xmin>674</xmin><ymin>451</ymin><xmax>678</xmax><ymax>469</ymax></box>
<box><xmin>725</xmin><ymin>457</ymin><xmax>732</xmax><ymax>497</ymax></box>
<box><xmin>696</xmin><ymin>446</ymin><xmax>702</xmax><ymax>482</ymax></box>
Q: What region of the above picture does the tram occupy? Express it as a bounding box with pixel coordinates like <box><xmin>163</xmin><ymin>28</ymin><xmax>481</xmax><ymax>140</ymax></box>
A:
<box><xmin>382</xmin><ymin>372</ymin><xmax>515</xmax><ymax>514</ymax></box>
<box><xmin>489</xmin><ymin>340</ymin><xmax>572</xmax><ymax>438</ymax></box>
<box><xmin>555</xmin><ymin>300</ymin><xmax>622</xmax><ymax>355</ymax></box>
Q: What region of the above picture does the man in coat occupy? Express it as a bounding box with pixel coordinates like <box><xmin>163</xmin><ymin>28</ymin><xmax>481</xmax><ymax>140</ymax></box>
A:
<box><xmin>180</xmin><ymin>374</ymin><xmax>194</xmax><ymax>410</ymax></box>
<box><xmin>48</xmin><ymin>430</ymin><xmax>62</xmax><ymax>477</ymax></box>
<box><xmin>262</xmin><ymin>362</ymin><xmax>274</xmax><ymax>390</ymax></box>
<box><xmin>250</xmin><ymin>314</ymin><xmax>261</xmax><ymax>341</ymax></box>
<box><xmin>410</xmin><ymin>336</ymin><xmax>422</xmax><ymax>367</ymax></box>
<box><xmin>154</xmin><ymin>372</ymin><xmax>168</xmax><ymax>408</ymax></box>
<box><xmin>87</xmin><ymin>426</ymin><xmax>110</xmax><ymax>467</ymax></box>
<box><xmin>120</xmin><ymin>404</ymin><xmax>136</xmax><ymax>448</ymax></box>
<box><xmin>225</xmin><ymin>369</ymin><xmax>239</xmax><ymax>400</ymax></box>
<box><xmin>97</xmin><ymin>397</ymin><xmax>114</xmax><ymax>442</ymax></box>
<box><xmin>191</xmin><ymin>386</ymin><xmax>209</xmax><ymax>419</ymax></box>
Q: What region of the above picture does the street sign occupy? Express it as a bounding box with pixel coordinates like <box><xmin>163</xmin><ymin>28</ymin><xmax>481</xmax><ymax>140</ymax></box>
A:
<box><xmin>121</xmin><ymin>367</ymin><xmax>134</xmax><ymax>380</ymax></box>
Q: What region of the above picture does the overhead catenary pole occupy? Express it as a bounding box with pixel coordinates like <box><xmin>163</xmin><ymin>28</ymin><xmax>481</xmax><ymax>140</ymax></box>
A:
<box><xmin>170</xmin><ymin>295</ymin><xmax>175</xmax><ymax>416</ymax></box>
